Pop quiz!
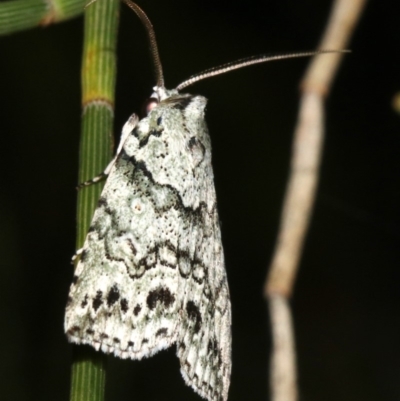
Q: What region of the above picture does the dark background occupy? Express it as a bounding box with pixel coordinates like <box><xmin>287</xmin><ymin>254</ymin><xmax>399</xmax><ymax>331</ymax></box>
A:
<box><xmin>1</xmin><ymin>0</ymin><xmax>399</xmax><ymax>400</ymax></box>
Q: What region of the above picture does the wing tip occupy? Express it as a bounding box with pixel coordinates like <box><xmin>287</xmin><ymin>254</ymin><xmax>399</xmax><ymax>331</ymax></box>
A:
<box><xmin>178</xmin><ymin>358</ymin><xmax>229</xmax><ymax>401</ymax></box>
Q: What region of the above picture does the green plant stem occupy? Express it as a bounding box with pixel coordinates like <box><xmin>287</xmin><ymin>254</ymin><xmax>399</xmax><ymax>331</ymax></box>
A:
<box><xmin>70</xmin><ymin>0</ymin><xmax>119</xmax><ymax>400</ymax></box>
<box><xmin>0</xmin><ymin>0</ymin><xmax>86</xmax><ymax>36</ymax></box>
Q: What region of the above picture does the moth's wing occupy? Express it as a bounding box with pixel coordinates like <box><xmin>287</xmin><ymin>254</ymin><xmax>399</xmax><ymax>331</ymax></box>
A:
<box><xmin>177</xmin><ymin>208</ymin><xmax>231</xmax><ymax>401</ymax></box>
<box><xmin>65</xmin><ymin>102</ymin><xmax>189</xmax><ymax>358</ymax></box>
<box><xmin>165</xmin><ymin>96</ymin><xmax>231</xmax><ymax>401</ymax></box>
<box><xmin>65</xmin><ymin>93</ymin><xmax>232</xmax><ymax>401</ymax></box>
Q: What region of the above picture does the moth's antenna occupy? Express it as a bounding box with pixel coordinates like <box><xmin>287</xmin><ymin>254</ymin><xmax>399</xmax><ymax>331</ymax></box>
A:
<box><xmin>122</xmin><ymin>0</ymin><xmax>164</xmax><ymax>88</ymax></box>
<box><xmin>176</xmin><ymin>50</ymin><xmax>350</xmax><ymax>91</ymax></box>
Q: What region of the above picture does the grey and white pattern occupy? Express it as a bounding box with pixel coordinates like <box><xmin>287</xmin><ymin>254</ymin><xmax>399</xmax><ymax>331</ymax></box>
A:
<box><xmin>65</xmin><ymin>88</ymin><xmax>231</xmax><ymax>401</ymax></box>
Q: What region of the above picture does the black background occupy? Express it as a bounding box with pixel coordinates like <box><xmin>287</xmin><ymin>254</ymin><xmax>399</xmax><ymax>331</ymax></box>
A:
<box><xmin>1</xmin><ymin>0</ymin><xmax>399</xmax><ymax>400</ymax></box>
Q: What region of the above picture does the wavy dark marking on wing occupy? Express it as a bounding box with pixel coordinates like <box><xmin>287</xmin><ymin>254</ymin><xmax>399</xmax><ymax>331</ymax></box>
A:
<box><xmin>120</xmin><ymin>150</ymin><xmax>217</xmax><ymax>219</ymax></box>
<box><xmin>139</xmin><ymin>128</ymin><xmax>164</xmax><ymax>148</ymax></box>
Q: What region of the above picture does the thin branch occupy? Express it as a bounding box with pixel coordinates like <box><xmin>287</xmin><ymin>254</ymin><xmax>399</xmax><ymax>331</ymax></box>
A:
<box><xmin>392</xmin><ymin>93</ymin><xmax>400</xmax><ymax>114</ymax></box>
<box><xmin>264</xmin><ymin>1</ymin><xmax>367</xmax><ymax>400</ymax></box>
<box><xmin>268</xmin><ymin>295</ymin><xmax>297</xmax><ymax>401</ymax></box>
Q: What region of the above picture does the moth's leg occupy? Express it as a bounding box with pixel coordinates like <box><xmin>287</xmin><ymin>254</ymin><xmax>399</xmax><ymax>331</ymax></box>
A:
<box><xmin>77</xmin><ymin>114</ymin><xmax>139</xmax><ymax>189</ymax></box>
<box><xmin>71</xmin><ymin>247</ymin><xmax>84</xmax><ymax>264</ymax></box>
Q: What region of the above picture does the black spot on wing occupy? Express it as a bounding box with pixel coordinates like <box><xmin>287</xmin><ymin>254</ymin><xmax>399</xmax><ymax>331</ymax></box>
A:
<box><xmin>186</xmin><ymin>300</ymin><xmax>202</xmax><ymax>333</ymax></box>
<box><xmin>133</xmin><ymin>304</ymin><xmax>141</xmax><ymax>316</ymax></box>
<box><xmin>92</xmin><ymin>291</ymin><xmax>103</xmax><ymax>311</ymax></box>
<box><xmin>120</xmin><ymin>298</ymin><xmax>129</xmax><ymax>313</ymax></box>
<box><xmin>81</xmin><ymin>294</ymin><xmax>88</xmax><ymax>308</ymax></box>
<box><xmin>80</xmin><ymin>249</ymin><xmax>89</xmax><ymax>262</ymax></box>
<box><xmin>156</xmin><ymin>328</ymin><xmax>168</xmax><ymax>337</ymax></box>
<box><xmin>97</xmin><ymin>197</ymin><xmax>108</xmax><ymax>207</ymax></box>
<box><xmin>106</xmin><ymin>285</ymin><xmax>120</xmax><ymax>306</ymax></box>
<box><xmin>68</xmin><ymin>326</ymin><xmax>80</xmax><ymax>335</ymax></box>
<box><xmin>208</xmin><ymin>338</ymin><xmax>219</xmax><ymax>356</ymax></box>
<box><xmin>146</xmin><ymin>287</ymin><xmax>175</xmax><ymax>310</ymax></box>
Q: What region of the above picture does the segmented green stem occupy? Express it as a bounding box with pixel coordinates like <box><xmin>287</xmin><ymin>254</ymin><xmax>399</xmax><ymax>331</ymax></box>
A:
<box><xmin>70</xmin><ymin>1</ymin><xmax>119</xmax><ymax>400</ymax></box>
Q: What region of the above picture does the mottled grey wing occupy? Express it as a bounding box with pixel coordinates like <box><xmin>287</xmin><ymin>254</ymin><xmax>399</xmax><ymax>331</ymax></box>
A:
<box><xmin>65</xmin><ymin>92</ymin><xmax>231</xmax><ymax>401</ymax></box>
<box><xmin>65</xmin><ymin>107</ymin><xmax>183</xmax><ymax>359</ymax></box>
<box><xmin>177</xmin><ymin>205</ymin><xmax>231</xmax><ymax>401</ymax></box>
<box><xmin>162</xmin><ymin>95</ymin><xmax>231</xmax><ymax>401</ymax></box>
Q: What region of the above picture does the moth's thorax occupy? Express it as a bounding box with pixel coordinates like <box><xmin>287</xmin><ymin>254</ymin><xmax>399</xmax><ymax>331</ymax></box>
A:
<box><xmin>151</xmin><ymin>86</ymin><xmax>178</xmax><ymax>101</ymax></box>
<box><xmin>151</xmin><ymin>86</ymin><xmax>208</xmax><ymax>116</ymax></box>
<box><xmin>121</xmin><ymin>90</ymin><xmax>213</xmax><ymax>211</ymax></box>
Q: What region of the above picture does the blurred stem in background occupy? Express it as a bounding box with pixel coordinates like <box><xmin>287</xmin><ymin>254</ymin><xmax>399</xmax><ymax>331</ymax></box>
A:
<box><xmin>264</xmin><ymin>1</ymin><xmax>367</xmax><ymax>400</ymax></box>
<box><xmin>0</xmin><ymin>0</ymin><xmax>85</xmax><ymax>36</ymax></box>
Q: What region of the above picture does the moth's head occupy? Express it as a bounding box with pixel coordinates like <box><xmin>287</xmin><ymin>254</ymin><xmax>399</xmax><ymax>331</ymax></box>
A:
<box><xmin>143</xmin><ymin>86</ymin><xmax>180</xmax><ymax>116</ymax></box>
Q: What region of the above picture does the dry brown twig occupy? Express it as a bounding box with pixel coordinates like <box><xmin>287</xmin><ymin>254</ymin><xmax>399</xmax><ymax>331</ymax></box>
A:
<box><xmin>263</xmin><ymin>1</ymin><xmax>367</xmax><ymax>400</ymax></box>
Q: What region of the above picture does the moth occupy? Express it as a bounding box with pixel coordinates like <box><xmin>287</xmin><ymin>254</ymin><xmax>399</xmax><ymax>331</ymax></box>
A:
<box><xmin>65</xmin><ymin>1</ymin><xmax>343</xmax><ymax>400</ymax></box>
